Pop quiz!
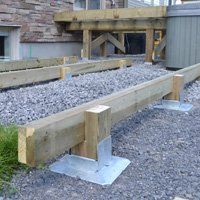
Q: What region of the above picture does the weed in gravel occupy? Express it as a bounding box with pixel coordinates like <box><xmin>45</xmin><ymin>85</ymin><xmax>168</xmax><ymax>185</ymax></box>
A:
<box><xmin>0</xmin><ymin>125</ymin><xmax>27</xmax><ymax>191</ymax></box>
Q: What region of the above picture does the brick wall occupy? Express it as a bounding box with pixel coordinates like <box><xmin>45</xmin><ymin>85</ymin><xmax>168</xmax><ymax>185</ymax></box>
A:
<box><xmin>0</xmin><ymin>0</ymin><xmax>78</xmax><ymax>43</ymax></box>
<box><xmin>0</xmin><ymin>0</ymin><xmax>125</xmax><ymax>43</ymax></box>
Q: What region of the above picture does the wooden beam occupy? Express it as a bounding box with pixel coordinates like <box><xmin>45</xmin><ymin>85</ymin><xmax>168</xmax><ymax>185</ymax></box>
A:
<box><xmin>66</xmin><ymin>19</ymin><xmax>166</xmax><ymax>31</ymax></box>
<box><xmin>107</xmin><ymin>33</ymin><xmax>125</xmax><ymax>53</ymax></box>
<box><xmin>72</xmin><ymin>105</ymin><xmax>111</xmax><ymax>160</ymax></box>
<box><xmin>145</xmin><ymin>28</ymin><xmax>155</xmax><ymax>62</ymax></box>
<box><xmin>118</xmin><ymin>33</ymin><xmax>125</xmax><ymax>54</ymax></box>
<box><xmin>91</xmin><ymin>34</ymin><xmax>107</xmax><ymax>50</ymax></box>
<box><xmin>0</xmin><ymin>56</ymin><xmax>78</xmax><ymax>72</ymax></box>
<box><xmin>165</xmin><ymin>74</ymin><xmax>184</xmax><ymax>101</ymax></box>
<box><xmin>0</xmin><ymin>58</ymin><xmax>132</xmax><ymax>89</ymax></box>
<box><xmin>18</xmin><ymin>62</ymin><xmax>200</xmax><ymax>166</ymax></box>
<box><xmin>54</xmin><ymin>6</ymin><xmax>167</xmax><ymax>22</ymax></box>
<box><xmin>100</xmin><ymin>41</ymin><xmax>107</xmax><ymax>57</ymax></box>
<box><xmin>18</xmin><ymin>73</ymin><xmax>173</xmax><ymax>166</ymax></box>
<box><xmin>83</xmin><ymin>30</ymin><xmax>92</xmax><ymax>59</ymax></box>
<box><xmin>62</xmin><ymin>58</ymin><xmax>132</xmax><ymax>76</ymax></box>
<box><xmin>153</xmin><ymin>35</ymin><xmax>166</xmax><ymax>60</ymax></box>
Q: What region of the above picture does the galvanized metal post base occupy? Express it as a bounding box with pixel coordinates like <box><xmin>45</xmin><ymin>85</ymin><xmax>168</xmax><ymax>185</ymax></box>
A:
<box><xmin>154</xmin><ymin>100</ymin><xmax>193</xmax><ymax>112</ymax></box>
<box><xmin>50</xmin><ymin>136</ymin><xmax>130</xmax><ymax>185</ymax></box>
<box><xmin>64</xmin><ymin>73</ymin><xmax>72</xmax><ymax>80</ymax></box>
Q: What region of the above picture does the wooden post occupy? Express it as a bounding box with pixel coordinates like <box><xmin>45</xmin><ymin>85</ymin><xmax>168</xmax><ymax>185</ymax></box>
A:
<box><xmin>117</xmin><ymin>33</ymin><xmax>125</xmax><ymax>54</ymax></box>
<box><xmin>145</xmin><ymin>28</ymin><xmax>155</xmax><ymax>63</ymax></box>
<box><xmin>60</xmin><ymin>67</ymin><xmax>72</xmax><ymax>80</ymax></box>
<box><xmin>100</xmin><ymin>41</ymin><xmax>107</xmax><ymax>57</ymax></box>
<box><xmin>72</xmin><ymin>105</ymin><xmax>111</xmax><ymax>160</ymax></box>
<box><xmin>119</xmin><ymin>59</ymin><xmax>127</xmax><ymax>69</ymax></box>
<box><xmin>165</xmin><ymin>74</ymin><xmax>184</xmax><ymax>101</ymax></box>
<box><xmin>160</xmin><ymin>30</ymin><xmax>166</xmax><ymax>59</ymax></box>
<box><xmin>83</xmin><ymin>30</ymin><xmax>92</xmax><ymax>59</ymax></box>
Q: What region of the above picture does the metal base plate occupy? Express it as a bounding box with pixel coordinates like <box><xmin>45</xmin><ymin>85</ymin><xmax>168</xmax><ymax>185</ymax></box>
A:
<box><xmin>50</xmin><ymin>136</ymin><xmax>130</xmax><ymax>185</ymax></box>
<box><xmin>154</xmin><ymin>100</ymin><xmax>193</xmax><ymax>112</ymax></box>
<box><xmin>50</xmin><ymin>154</ymin><xmax>130</xmax><ymax>185</ymax></box>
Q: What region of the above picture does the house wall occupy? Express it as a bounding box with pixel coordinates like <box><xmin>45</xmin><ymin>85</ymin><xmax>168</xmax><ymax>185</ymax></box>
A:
<box><xmin>0</xmin><ymin>0</ymin><xmax>125</xmax><ymax>60</ymax></box>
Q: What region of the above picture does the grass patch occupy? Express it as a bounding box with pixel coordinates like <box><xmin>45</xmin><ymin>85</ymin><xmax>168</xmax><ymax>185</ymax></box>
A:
<box><xmin>0</xmin><ymin>125</ymin><xmax>25</xmax><ymax>191</ymax></box>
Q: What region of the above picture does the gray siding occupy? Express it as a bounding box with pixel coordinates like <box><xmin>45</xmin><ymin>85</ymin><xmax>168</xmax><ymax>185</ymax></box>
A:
<box><xmin>166</xmin><ymin>16</ymin><xmax>200</xmax><ymax>69</ymax></box>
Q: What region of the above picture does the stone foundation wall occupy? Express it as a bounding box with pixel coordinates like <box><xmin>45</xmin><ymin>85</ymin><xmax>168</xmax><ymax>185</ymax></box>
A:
<box><xmin>0</xmin><ymin>0</ymin><xmax>77</xmax><ymax>42</ymax></box>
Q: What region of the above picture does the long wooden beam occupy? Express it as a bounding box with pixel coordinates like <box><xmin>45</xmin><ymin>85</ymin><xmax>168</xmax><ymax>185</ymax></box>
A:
<box><xmin>18</xmin><ymin>74</ymin><xmax>173</xmax><ymax>166</ymax></box>
<box><xmin>0</xmin><ymin>58</ymin><xmax>132</xmax><ymax>89</ymax></box>
<box><xmin>66</xmin><ymin>19</ymin><xmax>166</xmax><ymax>31</ymax></box>
<box><xmin>0</xmin><ymin>56</ymin><xmax>77</xmax><ymax>72</ymax></box>
<box><xmin>54</xmin><ymin>6</ymin><xmax>166</xmax><ymax>22</ymax></box>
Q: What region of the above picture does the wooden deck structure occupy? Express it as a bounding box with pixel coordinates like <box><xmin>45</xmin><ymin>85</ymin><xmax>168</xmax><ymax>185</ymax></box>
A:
<box><xmin>54</xmin><ymin>6</ymin><xmax>167</xmax><ymax>62</ymax></box>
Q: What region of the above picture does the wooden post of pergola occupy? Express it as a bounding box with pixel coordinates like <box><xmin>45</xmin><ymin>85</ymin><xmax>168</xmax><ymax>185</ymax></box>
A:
<box><xmin>145</xmin><ymin>28</ymin><xmax>155</xmax><ymax>63</ymax></box>
<box><xmin>117</xmin><ymin>33</ymin><xmax>125</xmax><ymax>54</ymax></box>
<box><xmin>83</xmin><ymin>30</ymin><xmax>92</xmax><ymax>59</ymax></box>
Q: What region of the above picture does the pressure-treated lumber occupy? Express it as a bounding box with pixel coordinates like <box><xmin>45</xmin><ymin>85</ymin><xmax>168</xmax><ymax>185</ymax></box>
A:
<box><xmin>91</xmin><ymin>34</ymin><xmax>107</xmax><ymax>50</ymax></box>
<box><xmin>107</xmin><ymin>33</ymin><xmax>125</xmax><ymax>53</ymax></box>
<box><xmin>0</xmin><ymin>56</ymin><xmax>77</xmax><ymax>72</ymax></box>
<box><xmin>72</xmin><ymin>105</ymin><xmax>111</xmax><ymax>160</ymax></box>
<box><xmin>145</xmin><ymin>28</ymin><xmax>155</xmax><ymax>62</ymax></box>
<box><xmin>83</xmin><ymin>30</ymin><xmax>92</xmax><ymax>59</ymax></box>
<box><xmin>177</xmin><ymin>63</ymin><xmax>200</xmax><ymax>84</ymax></box>
<box><xmin>91</xmin><ymin>33</ymin><xmax>125</xmax><ymax>53</ymax></box>
<box><xmin>54</xmin><ymin>6</ymin><xmax>167</xmax><ymax>22</ymax></box>
<box><xmin>65</xmin><ymin>19</ymin><xmax>166</xmax><ymax>31</ymax></box>
<box><xmin>165</xmin><ymin>74</ymin><xmax>184</xmax><ymax>101</ymax></box>
<box><xmin>18</xmin><ymin>62</ymin><xmax>200</xmax><ymax>167</ymax></box>
<box><xmin>118</xmin><ymin>33</ymin><xmax>125</xmax><ymax>54</ymax></box>
<box><xmin>0</xmin><ymin>58</ymin><xmax>131</xmax><ymax>89</ymax></box>
<box><xmin>65</xmin><ymin>58</ymin><xmax>132</xmax><ymax>76</ymax></box>
<box><xmin>153</xmin><ymin>35</ymin><xmax>166</xmax><ymax>60</ymax></box>
<box><xmin>18</xmin><ymin>74</ymin><xmax>173</xmax><ymax>166</ymax></box>
<box><xmin>100</xmin><ymin>41</ymin><xmax>107</xmax><ymax>57</ymax></box>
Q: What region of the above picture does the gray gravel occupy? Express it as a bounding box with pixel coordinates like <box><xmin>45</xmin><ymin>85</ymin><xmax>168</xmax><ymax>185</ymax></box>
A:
<box><xmin>2</xmin><ymin>80</ymin><xmax>200</xmax><ymax>200</ymax></box>
<box><xmin>0</xmin><ymin>59</ymin><xmax>168</xmax><ymax>125</ymax></box>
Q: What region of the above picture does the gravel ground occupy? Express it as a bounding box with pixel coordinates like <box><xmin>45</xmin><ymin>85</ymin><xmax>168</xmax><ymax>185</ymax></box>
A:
<box><xmin>2</xmin><ymin>79</ymin><xmax>200</xmax><ymax>200</ymax></box>
<box><xmin>1</xmin><ymin>56</ymin><xmax>200</xmax><ymax>199</ymax></box>
<box><xmin>0</xmin><ymin>57</ymin><xmax>168</xmax><ymax>125</ymax></box>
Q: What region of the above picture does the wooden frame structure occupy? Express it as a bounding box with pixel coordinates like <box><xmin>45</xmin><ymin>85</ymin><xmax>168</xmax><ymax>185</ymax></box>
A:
<box><xmin>18</xmin><ymin>62</ymin><xmax>200</xmax><ymax>166</ymax></box>
<box><xmin>54</xmin><ymin>6</ymin><xmax>167</xmax><ymax>61</ymax></box>
<box><xmin>0</xmin><ymin>58</ymin><xmax>132</xmax><ymax>89</ymax></box>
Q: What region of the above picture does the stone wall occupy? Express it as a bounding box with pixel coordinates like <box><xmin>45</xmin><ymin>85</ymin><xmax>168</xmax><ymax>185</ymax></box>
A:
<box><xmin>0</xmin><ymin>0</ymin><xmax>125</xmax><ymax>43</ymax></box>
<box><xmin>0</xmin><ymin>0</ymin><xmax>77</xmax><ymax>42</ymax></box>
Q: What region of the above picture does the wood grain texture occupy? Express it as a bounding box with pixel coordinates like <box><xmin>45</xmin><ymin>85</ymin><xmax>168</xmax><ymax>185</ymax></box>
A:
<box><xmin>54</xmin><ymin>6</ymin><xmax>167</xmax><ymax>22</ymax></box>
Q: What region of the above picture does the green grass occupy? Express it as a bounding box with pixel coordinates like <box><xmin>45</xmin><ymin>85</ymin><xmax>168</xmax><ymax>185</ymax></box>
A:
<box><xmin>0</xmin><ymin>125</ymin><xmax>24</xmax><ymax>191</ymax></box>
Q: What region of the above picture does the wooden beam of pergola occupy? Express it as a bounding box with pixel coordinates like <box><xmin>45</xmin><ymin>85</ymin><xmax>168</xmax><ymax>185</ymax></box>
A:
<box><xmin>91</xmin><ymin>33</ymin><xmax>125</xmax><ymax>53</ymax></box>
<box><xmin>65</xmin><ymin>19</ymin><xmax>166</xmax><ymax>31</ymax></box>
<box><xmin>54</xmin><ymin>6</ymin><xmax>166</xmax><ymax>22</ymax></box>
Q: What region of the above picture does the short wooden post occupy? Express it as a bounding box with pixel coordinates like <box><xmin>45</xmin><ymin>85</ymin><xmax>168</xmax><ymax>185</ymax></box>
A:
<box><xmin>119</xmin><ymin>60</ymin><xmax>127</xmax><ymax>69</ymax></box>
<box><xmin>72</xmin><ymin>105</ymin><xmax>111</xmax><ymax>160</ymax></box>
<box><xmin>60</xmin><ymin>67</ymin><xmax>72</xmax><ymax>80</ymax></box>
<box><xmin>117</xmin><ymin>33</ymin><xmax>125</xmax><ymax>54</ymax></box>
<box><xmin>100</xmin><ymin>41</ymin><xmax>107</xmax><ymax>57</ymax></box>
<box><xmin>165</xmin><ymin>74</ymin><xmax>184</xmax><ymax>101</ymax></box>
<box><xmin>145</xmin><ymin>28</ymin><xmax>155</xmax><ymax>63</ymax></box>
<box><xmin>83</xmin><ymin>30</ymin><xmax>92</xmax><ymax>59</ymax></box>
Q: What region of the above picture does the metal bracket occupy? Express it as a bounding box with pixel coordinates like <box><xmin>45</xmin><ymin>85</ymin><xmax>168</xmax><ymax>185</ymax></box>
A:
<box><xmin>65</xmin><ymin>73</ymin><xmax>72</xmax><ymax>80</ymax></box>
<box><xmin>50</xmin><ymin>136</ymin><xmax>130</xmax><ymax>185</ymax></box>
<box><xmin>154</xmin><ymin>99</ymin><xmax>193</xmax><ymax>112</ymax></box>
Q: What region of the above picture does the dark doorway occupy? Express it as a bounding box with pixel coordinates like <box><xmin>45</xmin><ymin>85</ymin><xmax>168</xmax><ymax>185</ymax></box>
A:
<box><xmin>125</xmin><ymin>33</ymin><xmax>146</xmax><ymax>55</ymax></box>
<box><xmin>0</xmin><ymin>36</ymin><xmax>5</xmax><ymax>57</ymax></box>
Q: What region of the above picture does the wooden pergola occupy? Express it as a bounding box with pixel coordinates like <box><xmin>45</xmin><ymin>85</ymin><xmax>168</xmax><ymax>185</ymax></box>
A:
<box><xmin>54</xmin><ymin>6</ymin><xmax>167</xmax><ymax>62</ymax></box>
